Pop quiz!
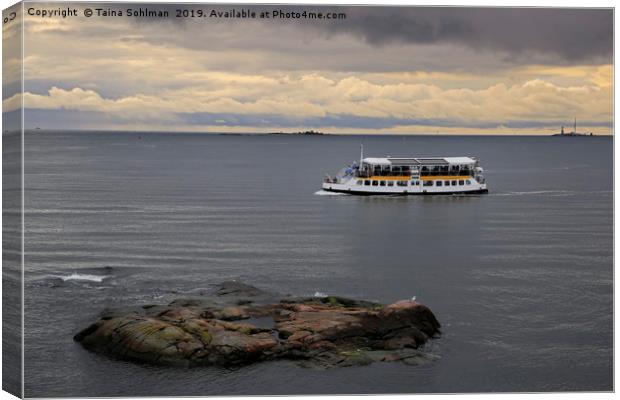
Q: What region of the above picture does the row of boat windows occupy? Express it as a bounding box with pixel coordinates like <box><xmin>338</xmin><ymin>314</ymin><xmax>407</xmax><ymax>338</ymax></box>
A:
<box><xmin>357</xmin><ymin>179</ymin><xmax>472</xmax><ymax>187</ymax></box>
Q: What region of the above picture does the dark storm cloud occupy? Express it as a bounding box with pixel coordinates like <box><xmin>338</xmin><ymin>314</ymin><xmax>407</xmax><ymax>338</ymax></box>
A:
<box><xmin>112</xmin><ymin>4</ymin><xmax>613</xmax><ymax>63</ymax></box>
<box><xmin>43</xmin><ymin>4</ymin><xmax>612</xmax><ymax>70</ymax></box>
<box><xmin>323</xmin><ymin>7</ymin><xmax>613</xmax><ymax>62</ymax></box>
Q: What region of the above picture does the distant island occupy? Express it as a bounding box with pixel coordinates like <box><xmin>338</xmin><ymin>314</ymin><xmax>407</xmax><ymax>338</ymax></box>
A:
<box><xmin>552</xmin><ymin>118</ymin><xmax>594</xmax><ymax>137</ymax></box>
<box><xmin>269</xmin><ymin>130</ymin><xmax>324</xmax><ymax>136</ymax></box>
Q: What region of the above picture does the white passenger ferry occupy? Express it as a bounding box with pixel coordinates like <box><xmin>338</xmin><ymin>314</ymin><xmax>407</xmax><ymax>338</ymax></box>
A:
<box><xmin>322</xmin><ymin>146</ymin><xmax>488</xmax><ymax>195</ymax></box>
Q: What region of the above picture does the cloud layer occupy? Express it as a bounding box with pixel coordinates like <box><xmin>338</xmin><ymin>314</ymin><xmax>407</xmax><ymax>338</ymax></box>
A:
<box><xmin>324</xmin><ymin>7</ymin><xmax>613</xmax><ymax>62</ymax></box>
<box><xmin>4</xmin><ymin>3</ymin><xmax>614</xmax><ymax>134</ymax></box>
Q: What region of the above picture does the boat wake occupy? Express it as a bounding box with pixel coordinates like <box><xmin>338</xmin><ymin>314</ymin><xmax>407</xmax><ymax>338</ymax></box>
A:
<box><xmin>52</xmin><ymin>273</ymin><xmax>112</xmax><ymax>283</ymax></box>
<box><xmin>494</xmin><ymin>190</ymin><xmax>572</xmax><ymax>196</ymax></box>
<box><xmin>314</xmin><ymin>190</ymin><xmax>349</xmax><ymax>196</ymax></box>
<box><xmin>491</xmin><ymin>190</ymin><xmax>595</xmax><ymax>197</ymax></box>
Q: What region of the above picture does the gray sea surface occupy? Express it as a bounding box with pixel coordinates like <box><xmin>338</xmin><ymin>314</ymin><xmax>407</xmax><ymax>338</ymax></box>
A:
<box><xmin>21</xmin><ymin>131</ymin><xmax>612</xmax><ymax>396</ymax></box>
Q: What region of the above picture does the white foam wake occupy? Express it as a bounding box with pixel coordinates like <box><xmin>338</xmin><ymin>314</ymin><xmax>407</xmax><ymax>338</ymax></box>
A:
<box><xmin>493</xmin><ymin>190</ymin><xmax>576</xmax><ymax>196</ymax></box>
<box><xmin>314</xmin><ymin>190</ymin><xmax>348</xmax><ymax>196</ymax></box>
<box><xmin>54</xmin><ymin>273</ymin><xmax>112</xmax><ymax>282</ymax></box>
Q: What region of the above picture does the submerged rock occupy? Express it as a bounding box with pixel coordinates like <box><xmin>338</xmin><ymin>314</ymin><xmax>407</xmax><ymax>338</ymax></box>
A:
<box><xmin>74</xmin><ymin>282</ymin><xmax>440</xmax><ymax>368</ymax></box>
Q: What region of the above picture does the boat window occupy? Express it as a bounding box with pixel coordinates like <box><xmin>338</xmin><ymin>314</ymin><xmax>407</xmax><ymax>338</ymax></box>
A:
<box><xmin>380</xmin><ymin>181</ymin><xmax>386</xmax><ymax>186</ymax></box>
<box><xmin>364</xmin><ymin>180</ymin><xmax>370</xmax><ymax>186</ymax></box>
<box><xmin>444</xmin><ymin>180</ymin><xmax>450</xmax><ymax>186</ymax></box>
<box><xmin>357</xmin><ymin>180</ymin><xmax>363</xmax><ymax>185</ymax></box>
<box><xmin>436</xmin><ymin>181</ymin><xmax>443</xmax><ymax>187</ymax></box>
<box><xmin>459</xmin><ymin>180</ymin><xmax>464</xmax><ymax>185</ymax></box>
<box><xmin>423</xmin><ymin>181</ymin><xmax>433</xmax><ymax>186</ymax></box>
<box><xmin>451</xmin><ymin>181</ymin><xmax>457</xmax><ymax>186</ymax></box>
<box><xmin>372</xmin><ymin>180</ymin><xmax>379</xmax><ymax>186</ymax></box>
<box><xmin>397</xmin><ymin>181</ymin><xmax>408</xmax><ymax>187</ymax></box>
<box><xmin>387</xmin><ymin>181</ymin><xmax>394</xmax><ymax>186</ymax></box>
<box><xmin>466</xmin><ymin>180</ymin><xmax>471</xmax><ymax>185</ymax></box>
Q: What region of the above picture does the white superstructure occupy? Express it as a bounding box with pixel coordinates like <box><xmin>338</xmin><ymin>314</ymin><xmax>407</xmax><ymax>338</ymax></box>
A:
<box><xmin>322</xmin><ymin>147</ymin><xmax>488</xmax><ymax>195</ymax></box>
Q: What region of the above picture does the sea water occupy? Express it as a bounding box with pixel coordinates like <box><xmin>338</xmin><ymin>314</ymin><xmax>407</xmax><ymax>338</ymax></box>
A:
<box><xmin>20</xmin><ymin>132</ymin><xmax>612</xmax><ymax>396</ymax></box>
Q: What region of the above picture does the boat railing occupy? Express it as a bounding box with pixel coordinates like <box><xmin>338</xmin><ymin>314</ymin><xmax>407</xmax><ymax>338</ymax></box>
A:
<box><xmin>420</xmin><ymin>170</ymin><xmax>473</xmax><ymax>177</ymax></box>
<box><xmin>353</xmin><ymin>169</ymin><xmax>475</xmax><ymax>178</ymax></box>
<box><xmin>365</xmin><ymin>170</ymin><xmax>473</xmax><ymax>177</ymax></box>
<box><xmin>356</xmin><ymin>171</ymin><xmax>412</xmax><ymax>178</ymax></box>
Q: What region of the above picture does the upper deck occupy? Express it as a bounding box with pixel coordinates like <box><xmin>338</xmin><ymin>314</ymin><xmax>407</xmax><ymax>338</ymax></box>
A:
<box><xmin>356</xmin><ymin>156</ymin><xmax>479</xmax><ymax>178</ymax></box>
<box><xmin>363</xmin><ymin>157</ymin><xmax>477</xmax><ymax>166</ymax></box>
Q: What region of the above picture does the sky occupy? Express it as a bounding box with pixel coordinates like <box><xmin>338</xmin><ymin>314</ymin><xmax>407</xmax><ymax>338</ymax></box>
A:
<box><xmin>2</xmin><ymin>3</ymin><xmax>614</xmax><ymax>135</ymax></box>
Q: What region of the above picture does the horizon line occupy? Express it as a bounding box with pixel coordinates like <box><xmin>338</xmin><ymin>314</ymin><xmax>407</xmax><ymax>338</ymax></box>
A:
<box><xmin>13</xmin><ymin>128</ymin><xmax>614</xmax><ymax>137</ymax></box>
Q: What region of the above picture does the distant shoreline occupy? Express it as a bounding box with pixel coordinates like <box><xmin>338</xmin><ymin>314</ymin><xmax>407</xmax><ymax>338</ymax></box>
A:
<box><xmin>269</xmin><ymin>130</ymin><xmax>324</xmax><ymax>136</ymax></box>
<box><xmin>13</xmin><ymin>129</ymin><xmax>614</xmax><ymax>137</ymax></box>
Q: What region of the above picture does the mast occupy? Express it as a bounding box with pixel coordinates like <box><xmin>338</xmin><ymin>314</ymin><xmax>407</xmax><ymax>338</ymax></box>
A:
<box><xmin>574</xmin><ymin>117</ymin><xmax>577</xmax><ymax>134</ymax></box>
<box><xmin>360</xmin><ymin>143</ymin><xmax>364</xmax><ymax>166</ymax></box>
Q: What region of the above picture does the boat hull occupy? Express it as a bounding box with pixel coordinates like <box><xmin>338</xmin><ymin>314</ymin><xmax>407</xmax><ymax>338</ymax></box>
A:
<box><xmin>322</xmin><ymin>177</ymin><xmax>489</xmax><ymax>196</ymax></box>
<box><xmin>322</xmin><ymin>186</ymin><xmax>488</xmax><ymax>196</ymax></box>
